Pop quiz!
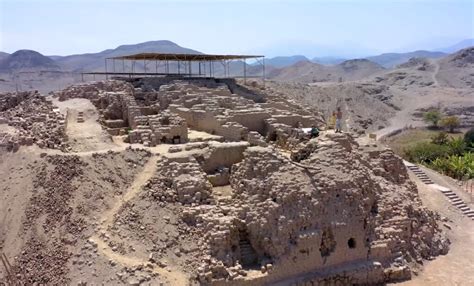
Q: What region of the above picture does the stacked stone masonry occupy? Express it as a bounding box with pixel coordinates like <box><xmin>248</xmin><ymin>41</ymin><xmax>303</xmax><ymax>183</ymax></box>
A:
<box><xmin>55</xmin><ymin>78</ymin><xmax>325</xmax><ymax>148</ymax></box>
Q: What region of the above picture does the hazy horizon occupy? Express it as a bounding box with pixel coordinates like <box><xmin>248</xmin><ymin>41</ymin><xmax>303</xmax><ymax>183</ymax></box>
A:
<box><xmin>0</xmin><ymin>0</ymin><xmax>472</xmax><ymax>58</ymax></box>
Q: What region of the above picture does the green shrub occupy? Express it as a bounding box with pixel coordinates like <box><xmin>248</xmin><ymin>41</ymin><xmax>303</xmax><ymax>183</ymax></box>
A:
<box><xmin>446</xmin><ymin>137</ymin><xmax>467</xmax><ymax>156</ymax></box>
<box><xmin>403</xmin><ymin>142</ymin><xmax>450</xmax><ymax>163</ymax></box>
<box><xmin>440</xmin><ymin>115</ymin><xmax>460</xmax><ymax>133</ymax></box>
<box><xmin>431</xmin><ymin>132</ymin><xmax>449</xmax><ymax>145</ymax></box>
<box><xmin>430</xmin><ymin>152</ymin><xmax>474</xmax><ymax>179</ymax></box>
<box><xmin>423</xmin><ymin>110</ymin><xmax>442</xmax><ymax>127</ymax></box>
<box><xmin>465</xmin><ymin>128</ymin><xmax>474</xmax><ymax>149</ymax></box>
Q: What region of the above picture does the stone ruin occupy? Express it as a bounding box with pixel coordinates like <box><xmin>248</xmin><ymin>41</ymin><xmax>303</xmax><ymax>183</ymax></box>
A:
<box><xmin>143</xmin><ymin>133</ymin><xmax>449</xmax><ymax>285</ymax></box>
<box><xmin>0</xmin><ymin>90</ymin><xmax>68</xmax><ymax>152</ymax></box>
<box><xmin>55</xmin><ymin>78</ymin><xmax>324</xmax><ymax>149</ymax></box>
<box><xmin>1</xmin><ymin>78</ymin><xmax>450</xmax><ymax>285</ymax></box>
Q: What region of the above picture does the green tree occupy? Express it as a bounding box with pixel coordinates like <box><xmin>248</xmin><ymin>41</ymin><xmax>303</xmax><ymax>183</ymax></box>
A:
<box><xmin>423</xmin><ymin>110</ymin><xmax>442</xmax><ymax>128</ymax></box>
<box><xmin>464</xmin><ymin>128</ymin><xmax>474</xmax><ymax>149</ymax></box>
<box><xmin>440</xmin><ymin>116</ymin><xmax>460</xmax><ymax>133</ymax></box>
<box><xmin>403</xmin><ymin>142</ymin><xmax>449</xmax><ymax>163</ymax></box>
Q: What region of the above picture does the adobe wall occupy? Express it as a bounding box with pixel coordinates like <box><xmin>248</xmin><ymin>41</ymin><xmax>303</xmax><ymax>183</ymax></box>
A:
<box><xmin>200</xmin><ymin>141</ymin><xmax>249</xmax><ymax>174</ymax></box>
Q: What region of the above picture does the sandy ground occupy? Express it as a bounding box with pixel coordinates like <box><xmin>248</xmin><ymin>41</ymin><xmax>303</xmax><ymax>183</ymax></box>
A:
<box><xmin>89</xmin><ymin>155</ymin><xmax>189</xmax><ymax>285</ymax></box>
<box><xmin>53</xmin><ymin>98</ymin><xmax>118</xmax><ymax>152</ymax></box>
<box><xmin>393</xmin><ymin>169</ymin><xmax>474</xmax><ymax>286</ymax></box>
<box><xmin>376</xmin><ymin>86</ymin><xmax>473</xmax><ymax>139</ymax></box>
<box><xmin>188</xmin><ymin>129</ymin><xmax>223</xmax><ymax>141</ymax></box>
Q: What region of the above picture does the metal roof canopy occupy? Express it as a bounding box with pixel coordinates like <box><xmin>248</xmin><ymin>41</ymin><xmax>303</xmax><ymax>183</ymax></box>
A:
<box><xmin>108</xmin><ymin>53</ymin><xmax>264</xmax><ymax>61</ymax></box>
<box><xmin>81</xmin><ymin>52</ymin><xmax>265</xmax><ymax>83</ymax></box>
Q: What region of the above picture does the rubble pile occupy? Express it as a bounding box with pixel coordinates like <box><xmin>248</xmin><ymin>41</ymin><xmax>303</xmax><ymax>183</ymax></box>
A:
<box><xmin>53</xmin><ymin>80</ymin><xmax>134</xmax><ymax>101</ymax></box>
<box><xmin>14</xmin><ymin>155</ymin><xmax>87</xmax><ymax>285</ymax></box>
<box><xmin>147</xmin><ymin>155</ymin><xmax>213</xmax><ymax>204</ymax></box>
<box><xmin>0</xmin><ymin>91</ymin><xmax>68</xmax><ymax>152</ymax></box>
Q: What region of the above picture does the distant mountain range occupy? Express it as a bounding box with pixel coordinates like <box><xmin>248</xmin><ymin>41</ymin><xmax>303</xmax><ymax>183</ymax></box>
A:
<box><xmin>437</xmin><ymin>39</ymin><xmax>474</xmax><ymax>53</ymax></box>
<box><xmin>365</xmin><ymin>50</ymin><xmax>447</xmax><ymax>68</ymax></box>
<box><xmin>0</xmin><ymin>38</ymin><xmax>472</xmax><ymax>74</ymax></box>
<box><xmin>265</xmin><ymin>55</ymin><xmax>309</xmax><ymax>68</ymax></box>
<box><xmin>0</xmin><ymin>50</ymin><xmax>59</xmax><ymax>72</ymax></box>
<box><xmin>263</xmin><ymin>38</ymin><xmax>473</xmax><ymax>68</ymax></box>
<box><xmin>267</xmin><ymin>59</ymin><xmax>385</xmax><ymax>83</ymax></box>
<box><xmin>264</xmin><ymin>55</ymin><xmax>347</xmax><ymax>68</ymax></box>
<box><xmin>53</xmin><ymin>40</ymin><xmax>200</xmax><ymax>72</ymax></box>
<box><xmin>0</xmin><ymin>52</ymin><xmax>9</xmax><ymax>62</ymax></box>
<box><xmin>263</xmin><ymin>50</ymin><xmax>448</xmax><ymax>69</ymax></box>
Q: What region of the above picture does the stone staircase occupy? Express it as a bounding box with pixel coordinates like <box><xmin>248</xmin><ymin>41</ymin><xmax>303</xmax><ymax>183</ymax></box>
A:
<box><xmin>239</xmin><ymin>231</ymin><xmax>258</xmax><ymax>267</ymax></box>
<box><xmin>405</xmin><ymin>164</ymin><xmax>434</xmax><ymax>184</ymax></box>
<box><xmin>404</xmin><ymin>161</ymin><xmax>474</xmax><ymax>221</ymax></box>
<box><xmin>436</xmin><ymin>186</ymin><xmax>474</xmax><ymax>220</ymax></box>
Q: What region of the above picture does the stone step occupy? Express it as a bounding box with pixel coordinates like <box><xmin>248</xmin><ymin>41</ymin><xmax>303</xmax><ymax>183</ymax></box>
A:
<box><xmin>453</xmin><ymin>201</ymin><xmax>467</xmax><ymax>207</ymax></box>
<box><xmin>239</xmin><ymin>236</ymin><xmax>258</xmax><ymax>267</ymax></box>
<box><xmin>459</xmin><ymin>206</ymin><xmax>470</xmax><ymax>211</ymax></box>
<box><xmin>450</xmin><ymin>198</ymin><xmax>463</xmax><ymax>203</ymax></box>
<box><xmin>463</xmin><ymin>210</ymin><xmax>474</xmax><ymax>215</ymax></box>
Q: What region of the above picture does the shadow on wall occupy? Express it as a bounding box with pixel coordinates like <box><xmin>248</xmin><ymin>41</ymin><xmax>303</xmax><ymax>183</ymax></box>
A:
<box><xmin>217</xmin><ymin>78</ymin><xmax>267</xmax><ymax>103</ymax></box>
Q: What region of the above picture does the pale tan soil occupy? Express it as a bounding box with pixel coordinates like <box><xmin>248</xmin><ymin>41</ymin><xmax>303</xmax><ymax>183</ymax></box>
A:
<box><xmin>375</xmin><ymin>86</ymin><xmax>473</xmax><ymax>139</ymax></box>
<box><xmin>188</xmin><ymin>129</ymin><xmax>222</xmax><ymax>141</ymax></box>
<box><xmin>89</xmin><ymin>155</ymin><xmax>189</xmax><ymax>285</ymax></box>
<box><xmin>53</xmin><ymin>97</ymin><xmax>118</xmax><ymax>152</ymax></box>
<box><xmin>0</xmin><ymin>150</ymin><xmax>38</xmax><ymax>272</ymax></box>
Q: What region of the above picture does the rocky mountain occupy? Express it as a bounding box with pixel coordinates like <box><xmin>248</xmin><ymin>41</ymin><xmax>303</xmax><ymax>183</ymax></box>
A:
<box><xmin>267</xmin><ymin>58</ymin><xmax>385</xmax><ymax>83</ymax></box>
<box><xmin>437</xmin><ymin>38</ymin><xmax>474</xmax><ymax>53</ymax></box>
<box><xmin>0</xmin><ymin>52</ymin><xmax>9</xmax><ymax>61</ymax></box>
<box><xmin>0</xmin><ymin>50</ymin><xmax>60</xmax><ymax>72</ymax></box>
<box><xmin>366</xmin><ymin>50</ymin><xmax>447</xmax><ymax>68</ymax></box>
<box><xmin>55</xmin><ymin>40</ymin><xmax>201</xmax><ymax>72</ymax></box>
<box><xmin>436</xmin><ymin>47</ymin><xmax>474</xmax><ymax>88</ymax></box>
<box><xmin>311</xmin><ymin>56</ymin><xmax>346</xmax><ymax>65</ymax></box>
<box><xmin>265</xmin><ymin>55</ymin><xmax>309</xmax><ymax>68</ymax></box>
<box><xmin>263</xmin><ymin>50</ymin><xmax>449</xmax><ymax>69</ymax></box>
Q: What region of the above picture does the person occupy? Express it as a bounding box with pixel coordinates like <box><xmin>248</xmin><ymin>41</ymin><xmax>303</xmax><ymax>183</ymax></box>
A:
<box><xmin>310</xmin><ymin>125</ymin><xmax>319</xmax><ymax>138</ymax></box>
<box><xmin>329</xmin><ymin>111</ymin><xmax>336</xmax><ymax>130</ymax></box>
<box><xmin>335</xmin><ymin>107</ymin><xmax>343</xmax><ymax>133</ymax></box>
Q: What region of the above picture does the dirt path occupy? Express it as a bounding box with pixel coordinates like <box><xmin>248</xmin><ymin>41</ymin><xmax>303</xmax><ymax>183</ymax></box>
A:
<box><xmin>54</xmin><ymin>98</ymin><xmax>117</xmax><ymax>152</ymax></box>
<box><xmin>90</xmin><ymin>155</ymin><xmax>189</xmax><ymax>285</ymax></box>
<box><xmin>431</xmin><ymin>59</ymin><xmax>440</xmax><ymax>87</ymax></box>
<box><xmin>395</xmin><ymin>172</ymin><xmax>474</xmax><ymax>286</ymax></box>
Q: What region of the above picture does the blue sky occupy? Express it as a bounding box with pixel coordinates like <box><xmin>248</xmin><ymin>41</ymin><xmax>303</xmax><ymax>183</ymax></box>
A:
<box><xmin>0</xmin><ymin>0</ymin><xmax>472</xmax><ymax>57</ymax></box>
